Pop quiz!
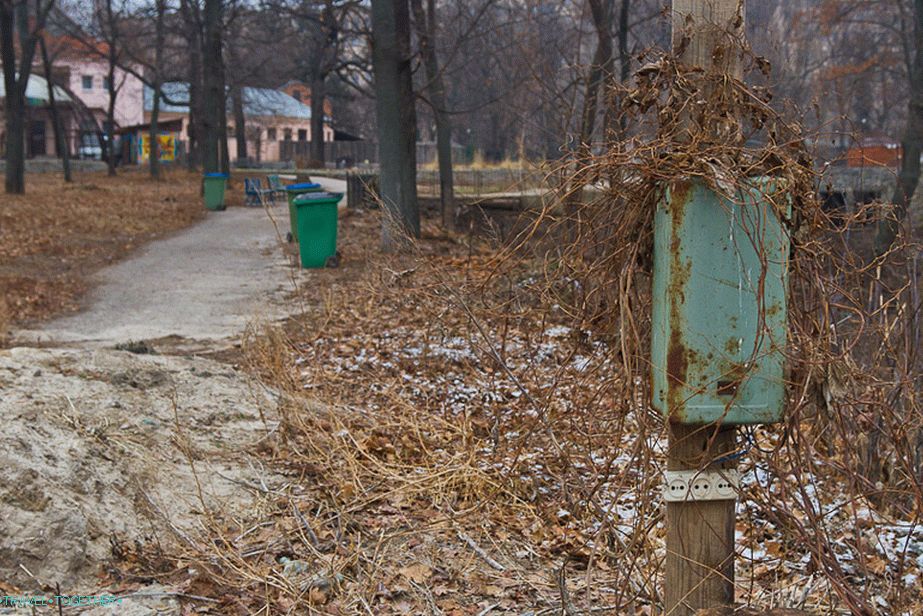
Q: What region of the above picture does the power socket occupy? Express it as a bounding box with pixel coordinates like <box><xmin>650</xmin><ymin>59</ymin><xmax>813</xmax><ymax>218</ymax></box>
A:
<box><xmin>663</xmin><ymin>469</ymin><xmax>740</xmax><ymax>502</ymax></box>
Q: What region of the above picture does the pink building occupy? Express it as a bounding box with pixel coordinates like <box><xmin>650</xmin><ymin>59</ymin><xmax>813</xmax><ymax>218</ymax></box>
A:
<box><xmin>56</xmin><ymin>54</ymin><xmax>144</xmax><ymax>130</ymax></box>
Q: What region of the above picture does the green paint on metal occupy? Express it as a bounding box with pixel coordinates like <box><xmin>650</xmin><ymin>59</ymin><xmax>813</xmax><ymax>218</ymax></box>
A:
<box><xmin>285</xmin><ymin>183</ymin><xmax>323</xmax><ymax>242</ymax></box>
<box><xmin>203</xmin><ymin>174</ymin><xmax>228</xmax><ymax>211</ymax></box>
<box><xmin>293</xmin><ymin>192</ymin><xmax>343</xmax><ymax>268</ymax></box>
<box><xmin>651</xmin><ymin>179</ymin><xmax>790</xmax><ymax>425</ymax></box>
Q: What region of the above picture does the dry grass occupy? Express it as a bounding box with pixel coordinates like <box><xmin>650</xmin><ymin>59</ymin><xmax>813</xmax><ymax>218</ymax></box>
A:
<box><xmin>122</xmin><ymin>41</ymin><xmax>923</xmax><ymax>616</ymax></box>
<box><xmin>0</xmin><ymin>168</ymin><xmax>207</xmax><ymax>336</ymax></box>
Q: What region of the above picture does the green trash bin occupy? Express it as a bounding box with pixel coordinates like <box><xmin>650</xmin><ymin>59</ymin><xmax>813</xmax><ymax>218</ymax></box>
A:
<box><xmin>203</xmin><ymin>172</ymin><xmax>228</xmax><ymax>211</ymax></box>
<box><xmin>292</xmin><ymin>192</ymin><xmax>343</xmax><ymax>268</ymax></box>
<box><xmin>284</xmin><ymin>182</ymin><xmax>322</xmax><ymax>242</ymax></box>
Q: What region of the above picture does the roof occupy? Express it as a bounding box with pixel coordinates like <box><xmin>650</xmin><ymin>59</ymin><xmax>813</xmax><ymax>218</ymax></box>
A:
<box><xmin>0</xmin><ymin>72</ymin><xmax>72</xmax><ymax>104</ymax></box>
<box><xmin>116</xmin><ymin>117</ymin><xmax>185</xmax><ymax>135</ymax></box>
<box><xmin>144</xmin><ymin>82</ymin><xmax>313</xmax><ymax>119</ymax></box>
<box><xmin>852</xmin><ymin>134</ymin><xmax>901</xmax><ymax>149</ymax></box>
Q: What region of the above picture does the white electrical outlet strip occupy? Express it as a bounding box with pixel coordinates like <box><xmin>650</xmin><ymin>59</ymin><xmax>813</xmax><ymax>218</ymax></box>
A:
<box><xmin>663</xmin><ymin>469</ymin><xmax>740</xmax><ymax>502</ymax></box>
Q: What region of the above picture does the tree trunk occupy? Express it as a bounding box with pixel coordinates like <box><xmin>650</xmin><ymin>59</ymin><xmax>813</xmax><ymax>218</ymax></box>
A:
<box><xmin>2</xmin><ymin>0</ymin><xmax>44</xmax><ymax>194</ymax></box>
<box><xmin>150</xmin><ymin>84</ymin><xmax>161</xmax><ymax>178</ymax></box>
<box><xmin>310</xmin><ymin>75</ymin><xmax>326</xmax><ymax>165</ymax></box>
<box><xmin>3</xmin><ymin>97</ymin><xmax>26</xmax><ymax>194</ymax></box>
<box><xmin>180</xmin><ymin>0</ymin><xmax>204</xmax><ymax>170</ymax></box>
<box><xmin>201</xmin><ymin>0</ymin><xmax>223</xmax><ymax>174</ymax></box>
<box><xmin>372</xmin><ymin>0</ymin><xmax>419</xmax><ymax>249</ymax></box>
<box><xmin>40</xmin><ymin>36</ymin><xmax>72</xmax><ymax>182</ymax></box>
<box><xmin>232</xmin><ymin>85</ymin><xmax>247</xmax><ymax>162</ymax></box>
<box><xmin>410</xmin><ymin>0</ymin><xmax>455</xmax><ymax>230</ymax></box>
<box><xmin>104</xmin><ymin>0</ymin><xmax>118</xmax><ymax>177</ymax></box>
<box><xmin>876</xmin><ymin>0</ymin><xmax>923</xmax><ymax>255</ymax></box>
<box><xmin>219</xmin><ymin>56</ymin><xmax>230</xmax><ymax>176</ymax></box>
<box><xmin>225</xmin><ymin>20</ymin><xmax>247</xmax><ymax>164</ymax></box>
<box><xmin>578</xmin><ymin>0</ymin><xmax>613</xmax><ymax>148</ymax></box>
<box><xmin>149</xmin><ymin>0</ymin><xmax>166</xmax><ymax>179</ymax></box>
<box><xmin>614</xmin><ymin>0</ymin><xmax>630</xmax><ymax>137</ymax></box>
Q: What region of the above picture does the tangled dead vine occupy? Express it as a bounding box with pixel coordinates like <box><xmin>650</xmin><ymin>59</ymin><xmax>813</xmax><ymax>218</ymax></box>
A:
<box><xmin>140</xmin><ymin>34</ymin><xmax>921</xmax><ymax>616</ymax></box>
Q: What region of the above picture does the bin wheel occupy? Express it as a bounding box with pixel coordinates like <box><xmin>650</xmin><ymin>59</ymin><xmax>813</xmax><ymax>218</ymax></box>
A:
<box><xmin>286</xmin><ymin>232</ymin><xmax>293</xmax><ymax>243</ymax></box>
<box><xmin>326</xmin><ymin>253</ymin><xmax>341</xmax><ymax>268</ymax></box>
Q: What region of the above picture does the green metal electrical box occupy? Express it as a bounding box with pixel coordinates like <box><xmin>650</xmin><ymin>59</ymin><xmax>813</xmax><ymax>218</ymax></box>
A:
<box><xmin>651</xmin><ymin>179</ymin><xmax>790</xmax><ymax>425</ymax></box>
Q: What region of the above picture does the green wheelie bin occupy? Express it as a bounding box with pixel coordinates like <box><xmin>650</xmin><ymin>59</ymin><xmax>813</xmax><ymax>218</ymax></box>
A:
<box><xmin>203</xmin><ymin>172</ymin><xmax>228</xmax><ymax>211</ymax></box>
<box><xmin>292</xmin><ymin>192</ymin><xmax>344</xmax><ymax>268</ymax></box>
<box><xmin>284</xmin><ymin>182</ymin><xmax>322</xmax><ymax>242</ymax></box>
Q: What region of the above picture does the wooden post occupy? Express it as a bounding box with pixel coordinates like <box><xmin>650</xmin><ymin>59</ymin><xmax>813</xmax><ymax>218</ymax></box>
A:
<box><xmin>665</xmin><ymin>425</ymin><xmax>737</xmax><ymax>614</ymax></box>
<box><xmin>665</xmin><ymin>2</ymin><xmax>744</xmax><ymax>615</ymax></box>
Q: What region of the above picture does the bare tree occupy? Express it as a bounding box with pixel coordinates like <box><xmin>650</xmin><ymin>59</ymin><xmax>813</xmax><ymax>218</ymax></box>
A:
<box><xmin>372</xmin><ymin>0</ymin><xmax>418</xmax><ymax>248</ymax></box>
<box><xmin>877</xmin><ymin>0</ymin><xmax>923</xmax><ymax>254</ymax></box>
<box><xmin>39</xmin><ymin>33</ymin><xmax>72</xmax><ymax>182</ymax></box>
<box><xmin>226</xmin><ymin>11</ymin><xmax>247</xmax><ymax>164</ymax></box>
<box><xmin>97</xmin><ymin>0</ymin><xmax>123</xmax><ymax>176</ymax></box>
<box><xmin>578</xmin><ymin>0</ymin><xmax>614</xmax><ymax>148</ymax></box>
<box><xmin>179</xmin><ymin>0</ymin><xmax>204</xmax><ymax>169</ymax></box>
<box><xmin>284</xmin><ymin>0</ymin><xmax>365</xmax><ymax>166</ymax></box>
<box><xmin>148</xmin><ymin>0</ymin><xmax>167</xmax><ymax>178</ymax></box>
<box><xmin>410</xmin><ymin>0</ymin><xmax>454</xmax><ymax>229</ymax></box>
<box><xmin>201</xmin><ymin>0</ymin><xmax>223</xmax><ymax>173</ymax></box>
<box><xmin>1</xmin><ymin>0</ymin><xmax>56</xmax><ymax>194</ymax></box>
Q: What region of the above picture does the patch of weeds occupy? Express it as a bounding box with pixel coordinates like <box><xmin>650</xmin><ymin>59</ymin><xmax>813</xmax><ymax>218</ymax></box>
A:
<box><xmin>114</xmin><ymin>340</ymin><xmax>158</xmax><ymax>355</ymax></box>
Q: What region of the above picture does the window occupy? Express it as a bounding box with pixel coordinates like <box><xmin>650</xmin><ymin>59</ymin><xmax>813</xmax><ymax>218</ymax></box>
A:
<box><xmin>283</xmin><ymin>128</ymin><xmax>292</xmax><ymax>141</ymax></box>
<box><xmin>103</xmin><ymin>77</ymin><xmax>111</xmax><ymax>91</ymax></box>
<box><xmin>297</xmin><ymin>129</ymin><xmax>307</xmax><ymax>141</ymax></box>
<box><xmin>81</xmin><ymin>75</ymin><xmax>93</xmax><ymax>90</ymax></box>
<box><xmin>267</xmin><ymin>128</ymin><xmax>277</xmax><ymax>140</ymax></box>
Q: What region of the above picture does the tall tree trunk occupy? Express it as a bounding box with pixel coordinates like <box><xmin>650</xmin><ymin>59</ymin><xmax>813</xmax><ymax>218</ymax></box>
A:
<box><xmin>226</xmin><ymin>22</ymin><xmax>246</xmax><ymax>164</ymax></box>
<box><xmin>149</xmin><ymin>85</ymin><xmax>161</xmax><ymax>178</ymax></box>
<box><xmin>578</xmin><ymin>0</ymin><xmax>613</xmax><ymax>149</ymax></box>
<box><xmin>2</xmin><ymin>92</ymin><xmax>26</xmax><ymax>194</ymax></box>
<box><xmin>410</xmin><ymin>0</ymin><xmax>455</xmax><ymax>230</ymax></box>
<box><xmin>232</xmin><ymin>85</ymin><xmax>247</xmax><ymax>162</ymax></box>
<box><xmin>876</xmin><ymin>0</ymin><xmax>923</xmax><ymax>255</ymax></box>
<box><xmin>40</xmin><ymin>36</ymin><xmax>71</xmax><ymax>182</ymax></box>
<box><xmin>219</xmin><ymin>56</ymin><xmax>230</xmax><ymax>176</ymax></box>
<box><xmin>149</xmin><ymin>0</ymin><xmax>166</xmax><ymax>179</ymax></box>
<box><xmin>201</xmin><ymin>0</ymin><xmax>223</xmax><ymax>174</ymax></box>
<box><xmin>180</xmin><ymin>0</ymin><xmax>203</xmax><ymax>169</ymax></box>
<box><xmin>613</xmin><ymin>0</ymin><xmax>630</xmax><ymax>137</ymax></box>
<box><xmin>104</xmin><ymin>0</ymin><xmax>118</xmax><ymax>177</ymax></box>
<box><xmin>2</xmin><ymin>0</ymin><xmax>45</xmax><ymax>194</ymax></box>
<box><xmin>308</xmin><ymin>0</ymin><xmax>337</xmax><ymax>167</ymax></box>
<box><xmin>372</xmin><ymin>0</ymin><xmax>419</xmax><ymax>249</ymax></box>
<box><xmin>310</xmin><ymin>75</ymin><xmax>326</xmax><ymax>165</ymax></box>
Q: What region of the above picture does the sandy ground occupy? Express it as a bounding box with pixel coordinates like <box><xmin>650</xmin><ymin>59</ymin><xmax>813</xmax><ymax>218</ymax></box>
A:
<box><xmin>0</xmin><ymin>181</ymin><xmax>344</xmax><ymax>613</ymax></box>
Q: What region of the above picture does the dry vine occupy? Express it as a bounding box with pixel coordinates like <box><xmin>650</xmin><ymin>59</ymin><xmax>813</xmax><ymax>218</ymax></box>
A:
<box><xmin>132</xmin><ymin>37</ymin><xmax>922</xmax><ymax>616</ymax></box>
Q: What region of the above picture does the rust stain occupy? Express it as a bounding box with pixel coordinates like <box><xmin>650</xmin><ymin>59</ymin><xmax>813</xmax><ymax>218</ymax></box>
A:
<box><xmin>666</xmin><ymin>329</ymin><xmax>687</xmax><ymax>421</ymax></box>
<box><xmin>666</xmin><ymin>180</ymin><xmax>692</xmax><ymax>422</ymax></box>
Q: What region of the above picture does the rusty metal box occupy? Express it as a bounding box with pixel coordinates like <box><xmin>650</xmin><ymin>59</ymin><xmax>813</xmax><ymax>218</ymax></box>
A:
<box><xmin>651</xmin><ymin>179</ymin><xmax>789</xmax><ymax>424</ymax></box>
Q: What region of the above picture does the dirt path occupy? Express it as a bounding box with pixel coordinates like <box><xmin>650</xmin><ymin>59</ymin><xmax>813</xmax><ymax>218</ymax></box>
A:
<box><xmin>14</xmin><ymin>204</ymin><xmax>297</xmax><ymax>349</ymax></box>
<box><xmin>13</xmin><ymin>172</ymin><xmax>344</xmax><ymax>349</ymax></box>
<box><xmin>0</xmin><ymin>188</ymin><xmax>349</xmax><ymax>612</ymax></box>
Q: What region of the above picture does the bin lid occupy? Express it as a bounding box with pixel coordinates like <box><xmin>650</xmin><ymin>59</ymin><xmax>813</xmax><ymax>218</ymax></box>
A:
<box><xmin>285</xmin><ymin>182</ymin><xmax>321</xmax><ymax>191</ymax></box>
<box><xmin>292</xmin><ymin>192</ymin><xmax>344</xmax><ymax>206</ymax></box>
<box><xmin>204</xmin><ymin>172</ymin><xmax>228</xmax><ymax>178</ymax></box>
